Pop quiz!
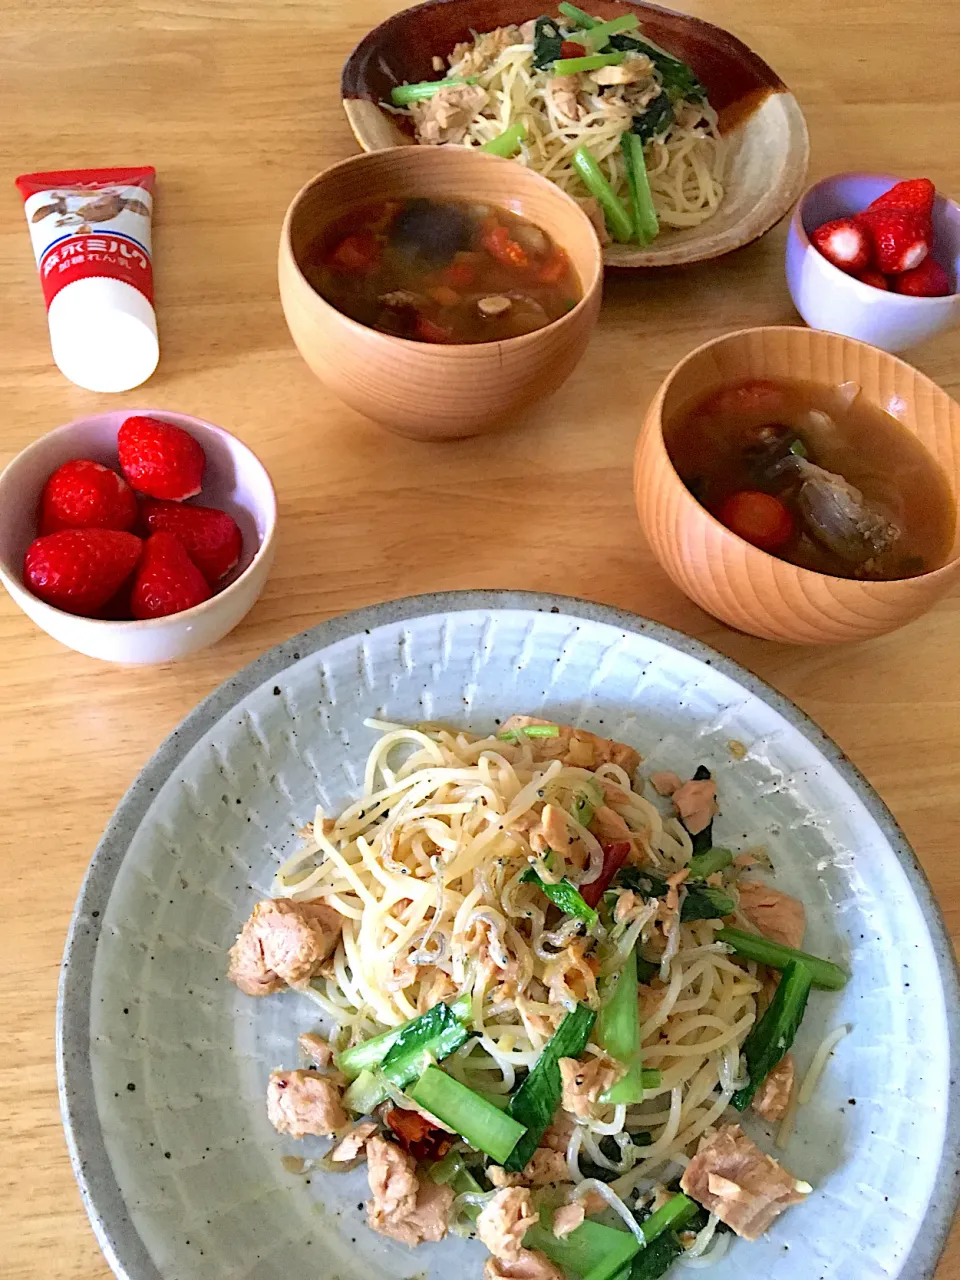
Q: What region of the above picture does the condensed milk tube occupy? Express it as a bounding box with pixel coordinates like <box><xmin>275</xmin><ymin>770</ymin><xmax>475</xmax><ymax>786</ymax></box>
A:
<box><xmin>15</xmin><ymin>165</ymin><xmax>159</xmax><ymax>393</ymax></box>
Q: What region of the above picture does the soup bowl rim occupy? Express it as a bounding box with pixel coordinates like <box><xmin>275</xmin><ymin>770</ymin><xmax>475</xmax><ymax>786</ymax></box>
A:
<box><xmin>279</xmin><ymin>147</ymin><xmax>605</xmax><ymax>352</ymax></box>
<box><xmin>645</xmin><ymin>324</ymin><xmax>960</xmax><ymax>587</ymax></box>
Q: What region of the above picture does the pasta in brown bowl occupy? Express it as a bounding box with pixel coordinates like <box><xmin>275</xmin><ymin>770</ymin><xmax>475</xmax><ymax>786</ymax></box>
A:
<box><xmin>228</xmin><ymin>717</ymin><xmax>848</xmax><ymax>1278</ymax></box>
<box><xmin>385</xmin><ymin>6</ymin><xmax>726</xmax><ymax>248</ymax></box>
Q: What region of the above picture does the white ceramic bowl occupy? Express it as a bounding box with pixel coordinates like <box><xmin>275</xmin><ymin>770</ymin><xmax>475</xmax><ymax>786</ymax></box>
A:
<box><xmin>0</xmin><ymin>410</ymin><xmax>277</xmax><ymax>664</ymax></box>
<box><xmin>785</xmin><ymin>172</ymin><xmax>960</xmax><ymax>352</ymax></box>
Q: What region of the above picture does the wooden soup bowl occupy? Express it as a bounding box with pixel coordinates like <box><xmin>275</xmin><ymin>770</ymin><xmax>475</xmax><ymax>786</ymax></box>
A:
<box><xmin>634</xmin><ymin>327</ymin><xmax>960</xmax><ymax>644</ymax></box>
<box><xmin>278</xmin><ymin>148</ymin><xmax>603</xmax><ymax>441</ymax></box>
<box><xmin>341</xmin><ymin>0</ymin><xmax>810</xmax><ymax>268</ymax></box>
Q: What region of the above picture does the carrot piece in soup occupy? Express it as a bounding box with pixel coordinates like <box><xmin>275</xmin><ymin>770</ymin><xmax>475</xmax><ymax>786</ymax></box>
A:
<box><xmin>717</xmin><ymin>491</ymin><xmax>794</xmax><ymax>551</ymax></box>
<box><xmin>415</xmin><ymin>315</ymin><xmax>454</xmax><ymax>344</ymax></box>
<box><xmin>537</xmin><ymin>247</ymin><xmax>570</xmax><ymax>285</ymax></box>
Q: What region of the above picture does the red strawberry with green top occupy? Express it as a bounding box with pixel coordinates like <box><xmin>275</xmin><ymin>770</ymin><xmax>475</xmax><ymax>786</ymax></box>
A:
<box><xmin>867</xmin><ymin>178</ymin><xmax>936</xmax><ymax>220</ymax></box>
<box><xmin>118</xmin><ymin>416</ymin><xmax>206</xmax><ymax>501</ymax></box>
<box><xmin>855</xmin><ymin>207</ymin><xmax>930</xmax><ymax>274</ymax></box>
<box><xmin>810</xmin><ymin>217</ymin><xmax>871</xmax><ymax>273</ymax></box>
<box><xmin>24</xmin><ymin>529</ymin><xmax>142</xmax><ymax>616</ymax></box>
<box><xmin>140</xmin><ymin>500</ymin><xmax>242</xmax><ymax>584</ymax></box>
<box><xmin>894</xmin><ymin>258</ymin><xmax>953</xmax><ymax>297</ymax></box>
<box><xmin>131</xmin><ymin>531</ymin><xmax>211</xmax><ymax>620</ymax></box>
<box><xmin>40</xmin><ymin>458</ymin><xmax>139</xmax><ymax>534</ymax></box>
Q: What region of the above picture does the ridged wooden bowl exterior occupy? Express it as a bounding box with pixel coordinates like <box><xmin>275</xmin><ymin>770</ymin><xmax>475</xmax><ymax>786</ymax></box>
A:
<box><xmin>341</xmin><ymin>0</ymin><xmax>810</xmax><ymax>269</ymax></box>
<box><xmin>634</xmin><ymin>327</ymin><xmax>960</xmax><ymax>644</ymax></box>
<box><xmin>278</xmin><ymin>148</ymin><xmax>603</xmax><ymax>440</ymax></box>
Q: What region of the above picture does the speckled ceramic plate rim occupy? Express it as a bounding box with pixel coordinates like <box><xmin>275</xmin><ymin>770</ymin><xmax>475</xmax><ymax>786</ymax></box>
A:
<box><xmin>57</xmin><ymin>589</ymin><xmax>960</xmax><ymax>1280</ymax></box>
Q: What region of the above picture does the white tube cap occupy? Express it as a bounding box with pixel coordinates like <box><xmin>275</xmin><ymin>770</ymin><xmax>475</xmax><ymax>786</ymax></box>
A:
<box><xmin>46</xmin><ymin>276</ymin><xmax>159</xmax><ymax>393</ymax></box>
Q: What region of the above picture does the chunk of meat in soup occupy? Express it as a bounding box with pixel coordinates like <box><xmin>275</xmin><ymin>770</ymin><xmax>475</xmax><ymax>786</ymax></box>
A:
<box><xmin>298</xmin><ymin>1031</ymin><xmax>334</xmax><ymax>1066</ymax></box>
<box><xmin>737</xmin><ymin>881</ymin><xmax>806</xmax><ymax>950</ymax></box>
<box><xmin>680</xmin><ymin>1124</ymin><xmax>809</xmax><ymax>1239</ymax></box>
<box><xmin>266</xmin><ymin>1069</ymin><xmax>347</xmax><ymax>1137</ymax></box>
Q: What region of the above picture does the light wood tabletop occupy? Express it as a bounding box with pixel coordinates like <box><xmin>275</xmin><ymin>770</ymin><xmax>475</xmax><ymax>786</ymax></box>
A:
<box><xmin>2</xmin><ymin>0</ymin><xmax>959</xmax><ymax>1275</ymax></box>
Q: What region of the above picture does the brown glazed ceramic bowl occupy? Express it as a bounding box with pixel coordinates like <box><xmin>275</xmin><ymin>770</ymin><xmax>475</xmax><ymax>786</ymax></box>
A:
<box><xmin>278</xmin><ymin>148</ymin><xmax>603</xmax><ymax>440</ymax></box>
<box><xmin>634</xmin><ymin>327</ymin><xmax>960</xmax><ymax>644</ymax></box>
<box><xmin>341</xmin><ymin>0</ymin><xmax>809</xmax><ymax>269</ymax></box>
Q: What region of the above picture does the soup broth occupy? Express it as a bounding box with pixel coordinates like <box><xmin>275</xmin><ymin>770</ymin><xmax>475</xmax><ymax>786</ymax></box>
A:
<box><xmin>665</xmin><ymin>377</ymin><xmax>956</xmax><ymax>580</ymax></box>
<box><xmin>300</xmin><ymin>198</ymin><xmax>581</xmax><ymax>344</ymax></box>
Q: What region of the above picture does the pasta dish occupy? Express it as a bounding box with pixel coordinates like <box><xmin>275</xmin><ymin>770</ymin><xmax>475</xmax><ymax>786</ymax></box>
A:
<box><xmin>228</xmin><ymin>716</ymin><xmax>848</xmax><ymax>1279</ymax></box>
<box><xmin>384</xmin><ymin>6</ymin><xmax>726</xmax><ymax>247</ymax></box>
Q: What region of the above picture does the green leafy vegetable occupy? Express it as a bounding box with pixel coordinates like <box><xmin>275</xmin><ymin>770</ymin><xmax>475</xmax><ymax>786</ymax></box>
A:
<box><xmin>497</xmin><ymin>723</ymin><xmax>561</xmax><ymax>741</ymax></box>
<box><xmin>615</xmin><ymin>866</ymin><xmax>670</xmax><ymax>899</ymax></box>
<box><xmin>640</xmin><ymin>1192</ymin><xmax>700</xmax><ymax>1244</ymax></box>
<box><xmin>609</xmin><ymin>34</ymin><xmax>705</xmax><ymax>102</ymax></box>
<box><xmin>629</xmin><ymin>1231</ymin><xmax>684</xmax><ymax>1280</ymax></box>
<box><xmin>598</xmin><ymin>947</ymin><xmax>645</xmax><ymax>1104</ymax></box>
<box><xmin>631</xmin><ymin>93</ymin><xmax>674</xmax><ymax>146</ymax></box>
<box><xmin>620</xmin><ymin>132</ymin><xmax>658</xmax><ymax>245</ymax></box>
<box><xmin>680</xmin><ymin>883</ymin><xmax>735</xmax><ymax>923</ymax></box>
<box><xmin>732</xmin><ymin>959</ymin><xmax>813</xmax><ymax>1111</ymax></box>
<box><xmin>579</xmin><ymin>1131</ymin><xmax>652</xmax><ymax>1182</ymax></box>
<box><xmin>583</xmin><ymin>13</ymin><xmax>640</xmax><ymax>51</ymax></box>
<box><xmin>505</xmin><ymin>1003</ymin><xmax>596</xmax><ymax>1171</ymax></box>
<box><xmin>390</xmin><ymin>77</ymin><xmax>477</xmax><ymax>105</ymax></box>
<box><xmin>522</xmin><ymin>866</ymin><xmax>599</xmax><ymax>927</ymax></box>
<box><xmin>337</xmin><ymin>993</ymin><xmax>471</xmax><ymax>1079</ymax></box>
<box><xmin>482</xmin><ymin>121</ymin><xmax>528</xmax><ymax>157</ymax></box>
<box><xmin>533</xmin><ymin>16</ymin><xmax>566</xmax><ymax>70</ymax></box>
<box><xmin>572</xmin><ymin>778</ymin><xmax>604</xmax><ymax>828</ymax></box>
<box><xmin>635</xmin><ymin>955</ymin><xmax>659</xmax><ymax>983</ymax></box>
<box><xmin>340</xmin><ymin>994</ymin><xmax>473</xmax><ymax>1111</ymax></box>
<box><xmin>716</xmin><ymin>928</ymin><xmax>849</xmax><ymax>991</ymax></box>
<box><xmin>686</xmin><ymin>847</ymin><xmax>734</xmax><ymax>880</ymax></box>
<box><xmin>554</xmin><ymin>51</ymin><xmax>626</xmax><ymax>76</ymax></box>
<box><xmin>789</xmin><ymin>437</ymin><xmax>809</xmax><ymax>457</ymax></box>
<box><xmin>686</xmin><ymin>765</ymin><xmax>715</xmax><ymax>854</ymax></box>
<box><xmin>526</xmin><ymin>1217</ymin><xmax>641</xmax><ymax>1280</ymax></box>
<box><xmin>557</xmin><ymin>2</ymin><xmax>597</xmax><ymax>29</ymax></box>
<box><xmin>410</xmin><ymin>1066</ymin><xmax>528</xmax><ymax>1164</ymax></box>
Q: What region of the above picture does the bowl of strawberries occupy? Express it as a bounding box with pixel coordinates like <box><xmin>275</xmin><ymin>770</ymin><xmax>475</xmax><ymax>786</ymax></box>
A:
<box><xmin>785</xmin><ymin>173</ymin><xmax>960</xmax><ymax>352</ymax></box>
<box><xmin>0</xmin><ymin>410</ymin><xmax>277</xmax><ymax>663</ymax></box>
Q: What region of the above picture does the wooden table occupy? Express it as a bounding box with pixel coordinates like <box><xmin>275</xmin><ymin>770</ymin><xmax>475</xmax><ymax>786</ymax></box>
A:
<box><xmin>1</xmin><ymin>0</ymin><xmax>958</xmax><ymax>1274</ymax></box>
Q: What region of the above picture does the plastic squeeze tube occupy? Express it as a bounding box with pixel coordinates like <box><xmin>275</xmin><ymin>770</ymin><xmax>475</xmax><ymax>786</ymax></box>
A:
<box><xmin>15</xmin><ymin>165</ymin><xmax>159</xmax><ymax>393</ymax></box>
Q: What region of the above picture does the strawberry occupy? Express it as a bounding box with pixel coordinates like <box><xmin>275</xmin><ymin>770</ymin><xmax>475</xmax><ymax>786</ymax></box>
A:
<box><xmin>118</xmin><ymin>416</ymin><xmax>205</xmax><ymax>501</ymax></box>
<box><xmin>131</xmin><ymin>531</ymin><xmax>212</xmax><ymax>620</ymax></box>
<box><xmin>39</xmin><ymin>458</ymin><xmax>139</xmax><ymax>534</ymax></box>
<box><xmin>23</xmin><ymin>529</ymin><xmax>142</xmax><ymax>616</ymax></box>
<box><xmin>854</xmin><ymin>269</ymin><xmax>890</xmax><ymax>291</ymax></box>
<box><xmin>856</xmin><ymin>208</ymin><xmax>929</xmax><ymax>274</ymax></box>
<box><xmin>140</xmin><ymin>500</ymin><xmax>242</xmax><ymax>584</ymax></box>
<box><xmin>894</xmin><ymin>258</ymin><xmax>953</xmax><ymax>297</ymax></box>
<box><xmin>867</xmin><ymin>178</ymin><xmax>936</xmax><ymax>220</ymax></box>
<box><xmin>810</xmin><ymin>218</ymin><xmax>871</xmax><ymax>273</ymax></box>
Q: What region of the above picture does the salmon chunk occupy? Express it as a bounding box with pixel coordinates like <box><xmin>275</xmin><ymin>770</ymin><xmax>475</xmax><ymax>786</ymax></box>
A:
<box><xmin>680</xmin><ymin>1124</ymin><xmax>810</xmax><ymax>1239</ymax></box>
<box><xmin>558</xmin><ymin>1054</ymin><xmax>623</xmax><ymax>1120</ymax></box>
<box><xmin>752</xmin><ymin>1054</ymin><xmax>795</xmax><ymax>1124</ymax></box>
<box><xmin>266</xmin><ymin>1068</ymin><xmax>347</xmax><ymax>1137</ymax></box>
<box><xmin>366</xmin><ymin>1135</ymin><xmax>454</xmax><ymax>1247</ymax></box>
<box><xmin>499</xmin><ymin>716</ymin><xmax>641</xmax><ymax>778</ymax></box>
<box><xmin>485</xmin><ymin>1251</ymin><xmax>565</xmax><ymax>1280</ymax></box>
<box><xmin>478</xmin><ymin>1188</ymin><xmax>539</xmax><ymax>1261</ymax></box>
<box><xmin>737</xmin><ymin>881</ymin><xmax>806</xmax><ymax>950</ymax></box>
<box><xmin>228</xmin><ymin>897</ymin><xmax>343</xmax><ymax>995</ymax></box>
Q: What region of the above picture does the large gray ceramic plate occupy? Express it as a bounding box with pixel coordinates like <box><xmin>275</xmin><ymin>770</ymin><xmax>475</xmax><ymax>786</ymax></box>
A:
<box><xmin>58</xmin><ymin>592</ymin><xmax>960</xmax><ymax>1280</ymax></box>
